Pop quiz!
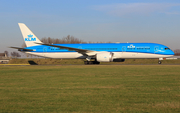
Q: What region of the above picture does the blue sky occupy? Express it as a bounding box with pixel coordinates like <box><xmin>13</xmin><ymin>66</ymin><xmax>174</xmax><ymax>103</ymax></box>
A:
<box><xmin>1</xmin><ymin>0</ymin><xmax>180</xmax><ymax>53</ymax></box>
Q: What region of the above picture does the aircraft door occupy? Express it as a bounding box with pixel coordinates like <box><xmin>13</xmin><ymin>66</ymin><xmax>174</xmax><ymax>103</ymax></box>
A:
<box><xmin>43</xmin><ymin>47</ymin><xmax>47</xmax><ymax>57</ymax></box>
<box><xmin>122</xmin><ymin>46</ymin><xmax>126</xmax><ymax>52</ymax></box>
<box><xmin>121</xmin><ymin>46</ymin><xmax>126</xmax><ymax>58</ymax></box>
<box><xmin>43</xmin><ymin>47</ymin><xmax>47</xmax><ymax>52</ymax></box>
<box><xmin>154</xmin><ymin>46</ymin><xmax>159</xmax><ymax>53</ymax></box>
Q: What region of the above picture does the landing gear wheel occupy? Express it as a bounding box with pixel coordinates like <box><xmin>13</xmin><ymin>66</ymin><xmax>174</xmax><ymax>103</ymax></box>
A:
<box><xmin>84</xmin><ymin>61</ymin><xmax>100</xmax><ymax>65</ymax></box>
<box><xmin>158</xmin><ymin>61</ymin><xmax>161</xmax><ymax>64</ymax></box>
<box><xmin>94</xmin><ymin>61</ymin><xmax>100</xmax><ymax>64</ymax></box>
<box><xmin>89</xmin><ymin>61</ymin><xmax>93</xmax><ymax>64</ymax></box>
<box><xmin>84</xmin><ymin>61</ymin><xmax>89</xmax><ymax>65</ymax></box>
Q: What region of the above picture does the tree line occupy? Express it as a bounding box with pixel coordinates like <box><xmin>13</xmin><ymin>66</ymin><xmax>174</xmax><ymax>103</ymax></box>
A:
<box><xmin>174</xmin><ymin>49</ymin><xmax>180</xmax><ymax>56</ymax></box>
<box><xmin>41</xmin><ymin>35</ymin><xmax>85</xmax><ymax>44</ymax></box>
<box><xmin>22</xmin><ymin>35</ymin><xmax>111</xmax><ymax>47</ymax></box>
<box><xmin>3</xmin><ymin>51</ymin><xmax>21</xmax><ymax>58</ymax></box>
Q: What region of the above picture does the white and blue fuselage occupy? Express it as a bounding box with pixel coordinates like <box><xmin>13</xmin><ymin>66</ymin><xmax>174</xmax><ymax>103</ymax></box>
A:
<box><xmin>24</xmin><ymin>43</ymin><xmax>174</xmax><ymax>59</ymax></box>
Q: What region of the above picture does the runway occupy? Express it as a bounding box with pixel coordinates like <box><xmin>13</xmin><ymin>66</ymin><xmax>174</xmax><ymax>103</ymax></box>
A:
<box><xmin>0</xmin><ymin>64</ymin><xmax>180</xmax><ymax>66</ymax></box>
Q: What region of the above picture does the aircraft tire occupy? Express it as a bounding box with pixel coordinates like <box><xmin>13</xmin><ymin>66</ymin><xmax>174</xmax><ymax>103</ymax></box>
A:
<box><xmin>84</xmin><ymin>61</ymin><xmax>88</xmax><ymax>65</ymax></box>
<box><xmin>84</xmin><ymin>61</ymin><xmax>100</xmax><ymax>65</ymax></box>
<box><xmin>89</xmin><ymin>61</ymin><xmax>93</xmax><ymax>64</ymax></box>
<box><xmin>158</xmin><ymin>61</ymin><xmax>161</xmax><ymax>64</ymax></box>
<box><xmin>95</xmin><ymin>61</ymin><xmax>100</xmax><ymax>64</ymax></box>
<box><xmin>93</xmin><ymin>61</ymin><xmax>100</xmax><ymax>64</ymax></box>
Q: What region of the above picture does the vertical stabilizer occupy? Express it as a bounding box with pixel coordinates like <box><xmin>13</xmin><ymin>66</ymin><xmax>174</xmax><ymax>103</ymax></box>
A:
<box><xmin>18</xmin><ymin>23</ymin><xmax>42</xmax><ymax>47</ymax></box>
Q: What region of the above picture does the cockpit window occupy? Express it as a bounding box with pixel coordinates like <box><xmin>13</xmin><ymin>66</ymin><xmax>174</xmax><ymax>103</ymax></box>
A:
<box><xmin>165</xmin><ymin>48</ymin><xmax>170</xmax><ymax>50</ymax></box>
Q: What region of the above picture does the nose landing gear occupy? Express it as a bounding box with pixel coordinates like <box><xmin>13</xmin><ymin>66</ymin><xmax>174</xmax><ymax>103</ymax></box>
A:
<box><xmin>158</xmin><ymin>61</ymin><xmax>162</xmax><ymax>64</ymax></box>
<box><xmin>158</xmin><ymin>58</ymin><xmax>163</xmax><ymax>64</ymax></box>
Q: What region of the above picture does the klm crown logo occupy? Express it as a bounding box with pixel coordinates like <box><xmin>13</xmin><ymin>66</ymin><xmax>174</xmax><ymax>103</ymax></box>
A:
<box><xmin>25</xmin><ymin>34</ymin><xmax>36</xmax><ymax>41</ymax></box>
<box><xmin>28</xmin><ymin>34</ymin><xmax>33</xmax><ymax>38</ymax></box>
<box><xmin>127</xmin><ymin>44</ymin><xmax>135</xmax><ymax>48</ymax></box>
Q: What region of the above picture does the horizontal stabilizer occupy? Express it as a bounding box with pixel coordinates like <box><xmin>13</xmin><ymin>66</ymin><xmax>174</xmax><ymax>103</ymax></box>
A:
<box><xmin>9</xmin><ymin>47</ymin><xmax>34</xmax><ymax>51</ymax></box>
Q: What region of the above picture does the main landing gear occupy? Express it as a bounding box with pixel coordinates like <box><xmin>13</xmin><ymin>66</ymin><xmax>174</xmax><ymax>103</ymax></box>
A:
<box><xmin>84</xmin><ymin>57</ymin><xmax>100</xmax><ymax>65</ymax></box>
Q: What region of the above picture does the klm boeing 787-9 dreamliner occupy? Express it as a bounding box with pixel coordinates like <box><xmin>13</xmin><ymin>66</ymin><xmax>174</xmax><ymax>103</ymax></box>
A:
<box><xmin>10</xmin><ymin>23</ymin><xmax>174</xmax><ymax>64</ymax></box>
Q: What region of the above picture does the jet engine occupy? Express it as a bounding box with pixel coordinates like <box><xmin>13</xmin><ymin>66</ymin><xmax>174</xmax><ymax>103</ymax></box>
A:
<box><xmin>96</xmin><ymin>52</ymin><xmax>114</xmax><ymax>62</ymax></box>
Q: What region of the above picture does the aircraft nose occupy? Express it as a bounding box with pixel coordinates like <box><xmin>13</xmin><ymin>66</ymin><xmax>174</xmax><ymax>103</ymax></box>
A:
<box><xmin>170</xmin><ymin>50</ymin><xmax>175</xmax><ymax>55</ymax></box>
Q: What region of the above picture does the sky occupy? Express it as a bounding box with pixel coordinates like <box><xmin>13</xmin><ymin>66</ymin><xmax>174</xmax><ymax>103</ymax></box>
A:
<box><xmin>1</xmin><ymin>0</ymin><xmax>180</xmax><ymax>53</ymax></box>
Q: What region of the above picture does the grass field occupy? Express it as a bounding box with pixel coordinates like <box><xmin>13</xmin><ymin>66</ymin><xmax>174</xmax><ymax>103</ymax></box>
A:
<box><xmin>0</xmin><ymin>65</ymin><xmax>180</xmax><ymax>112</ymax></box>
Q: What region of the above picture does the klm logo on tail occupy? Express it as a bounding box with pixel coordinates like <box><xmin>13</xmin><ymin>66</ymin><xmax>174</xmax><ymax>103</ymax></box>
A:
<box><xmin>25</xmin><ymin>34</ymin><xmax>36</xmax><ymax>41</ymax></box>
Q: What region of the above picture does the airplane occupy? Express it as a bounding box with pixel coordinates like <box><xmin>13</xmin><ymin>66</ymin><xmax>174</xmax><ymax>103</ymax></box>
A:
<box><xmin>10</xmin><ymin>23</ymin><xmax>174</xmax><ymax>64</ymax></box>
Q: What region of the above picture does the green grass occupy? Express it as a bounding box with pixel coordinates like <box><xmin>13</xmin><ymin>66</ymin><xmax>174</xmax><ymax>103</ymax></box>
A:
<box><xmin>0</xmin><ymin>65</ymin><xmax>180</xmax><ymax>112</ymax></box>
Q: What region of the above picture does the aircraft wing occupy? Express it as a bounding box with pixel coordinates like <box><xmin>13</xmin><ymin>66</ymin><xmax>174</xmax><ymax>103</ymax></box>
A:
<box><xmin>9</xmin><ymin>47</ymin><xmax>34</xmax><ymax>51</ymax></box>
<box><xmin>35</xmin><ymin>43</ymin><xmax>96</xmax><ymax>55</ymax></box>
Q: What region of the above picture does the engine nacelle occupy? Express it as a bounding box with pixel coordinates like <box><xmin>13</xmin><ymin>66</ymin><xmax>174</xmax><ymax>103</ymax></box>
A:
<box><xmin>96</xmin><ymin>52</ymin><xmax>114</xmax><ymax>62</ymax></box>
<box><xmin>113</xmin><ymin>59</ymin><xmax>125</xmax><ymax>62</ymax></box>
